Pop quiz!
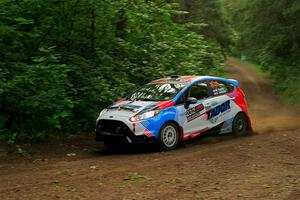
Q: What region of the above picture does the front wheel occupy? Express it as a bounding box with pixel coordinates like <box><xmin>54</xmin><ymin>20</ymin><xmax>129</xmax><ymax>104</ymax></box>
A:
<box><xmin>232</xmin><ymin>112</ymin><xmax>248</xmax><ymax>136</ymax></box>
<box><xmin>158</xmin><ymin>123</ymin><xmax>180</xmax><ymax>151</ymax></box>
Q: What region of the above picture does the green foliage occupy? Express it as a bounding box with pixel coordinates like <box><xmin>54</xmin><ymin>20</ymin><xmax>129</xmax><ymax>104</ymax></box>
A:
<box><xmin>177</xmin><ymin>0</ymin><xmax>234</xmax><ymax>56</ymax></box>
<box><xmin>223</xmin><ymin>0</ymin><xmax>300</xmax><ymax>106</ymax></box>
<box><xmin>0</xmin><ymin>0</ymin><xmax>226</xmax><ymax>142</ymax></box>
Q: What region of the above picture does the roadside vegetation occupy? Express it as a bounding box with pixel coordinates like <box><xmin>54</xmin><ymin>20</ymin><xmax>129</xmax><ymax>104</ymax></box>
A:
<box><xmin>0</xmin><ymin>0</ymin><xmax>231</xmax><ymax>142</ymax></box>
<box><xmin>1</xmin><ymin>0</ymin><xmax>299</xmax><ymax>143</ymax></box>
<box><xmin>222</xmin><ymin>0</ymin><xmax>300</xmax><ymax>106</ymax></box>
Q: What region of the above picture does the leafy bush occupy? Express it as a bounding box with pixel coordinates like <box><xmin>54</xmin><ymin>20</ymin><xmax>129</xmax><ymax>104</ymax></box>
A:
<box><xmin>0</xmin><ymin>0</ymin><xmax>225</xmax><ymax>142</ymax></box>
<box><xmin>223</xmin><ymin>0</ymin><xmax>300</xmax><ymax>105</ymax></box>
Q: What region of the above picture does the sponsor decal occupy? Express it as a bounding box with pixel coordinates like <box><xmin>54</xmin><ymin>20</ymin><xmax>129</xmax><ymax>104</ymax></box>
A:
<box><xmin>212</xmin><ymin>87</ymin><xmax>227</xmax><ymax>95</ymax></box>
<box><xmin>144</xmin><ymin>129</ymin><xmax>154</xmax><ymax>138</ymax></box>
<box><xmin>206</xmin><ymin>100</ymin><xmax>231</xmax><ymax>120</ymax></box>
<box><xmin>204</xmin><ymin>101</ymin><xmax>218</xmax><ymax>110</ymax></box>
<box><xmin>186</xmin><ymin>104</ymin><xmax>205</xmax><ymax>122</ymax></box>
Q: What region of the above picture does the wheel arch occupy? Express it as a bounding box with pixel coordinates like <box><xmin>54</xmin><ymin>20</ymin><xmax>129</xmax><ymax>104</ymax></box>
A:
<box><xmin>235</xmin><ymin>111</ymin><xmax>252</xmax><ymax>130</ymax></box>
<box><xmin>161</xmin><ymin>120</ymin><xmax>184</xmax><ymax>141</ymax></box>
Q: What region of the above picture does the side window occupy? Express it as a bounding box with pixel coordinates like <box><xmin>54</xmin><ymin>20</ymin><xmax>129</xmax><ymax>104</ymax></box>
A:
<box><xmin>189</xmin><ymin>82</ymin><xmax>210</xmax><ymax>100</ymax></box>
<box><xmin>225</xmin><ymin>83</ymin><xmax>234</xmax><ymax>93</ymax></box>
<box><xmin>209</xmin><ymin>80</ymin><xmax>232</xmax><ymax>96</ymax></box>
<box><xmin>176</xmin><ymin>80</ymin><xmax>234</xmax><ymax>104</ymax></box>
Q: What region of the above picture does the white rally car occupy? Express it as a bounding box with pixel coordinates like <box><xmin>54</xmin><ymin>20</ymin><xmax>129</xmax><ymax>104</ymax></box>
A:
<box><xmin>96</xmin><ymin>75</ymin><xmax>252</xmax><ymax>150</ymax></box>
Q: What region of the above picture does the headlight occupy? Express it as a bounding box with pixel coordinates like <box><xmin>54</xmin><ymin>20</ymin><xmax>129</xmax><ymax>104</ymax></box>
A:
<box><xmin>130</xmin><ymin>109</ymin><xmax>161</xmax><ymax>122</ymax></box>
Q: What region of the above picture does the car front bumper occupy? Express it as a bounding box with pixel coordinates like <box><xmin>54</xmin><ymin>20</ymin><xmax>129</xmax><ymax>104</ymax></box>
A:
<box><xmin>95</xmin><ymin>119</ymin><xmax>157</xmax><ymax>144</ymax></box>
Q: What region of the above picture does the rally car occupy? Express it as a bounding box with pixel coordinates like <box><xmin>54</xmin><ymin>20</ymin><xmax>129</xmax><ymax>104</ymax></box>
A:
<box><xmin>96</xmin><ymin>75</ymin><xmax>251</xmax><ymax>150</ymax></box>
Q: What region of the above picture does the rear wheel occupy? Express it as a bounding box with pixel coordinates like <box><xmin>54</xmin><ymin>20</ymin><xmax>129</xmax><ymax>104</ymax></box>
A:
<box><xmin>158</xmin><ymin>123</ymin><xmax>179</xmax><ymax>151</ymax></box>
<box><xmin>232</xmin><ymin>112</ymin><xmax>248</xmax><ymax>136</ymax></box>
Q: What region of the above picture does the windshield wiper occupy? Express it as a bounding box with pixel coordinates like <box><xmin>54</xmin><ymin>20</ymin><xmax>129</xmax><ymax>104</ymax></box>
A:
<box><xmin>128</xmin><ymin>97</ymin><xmax>156</xmax><ymax>101</ymax></box>
<box><xmin>141</xmin><ymin>98</ymin><xmax>156</xmax><ymax>101</ymax></box>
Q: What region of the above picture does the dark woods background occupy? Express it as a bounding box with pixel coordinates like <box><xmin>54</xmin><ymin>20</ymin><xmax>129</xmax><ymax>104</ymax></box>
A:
<box><xmin>0</xmin><ymin>0</ymin><xmax>299</xmax><ymax>142</ymax></box>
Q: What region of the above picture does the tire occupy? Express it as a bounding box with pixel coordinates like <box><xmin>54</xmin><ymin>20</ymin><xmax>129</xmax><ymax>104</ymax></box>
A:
<box><xmin>232</xmin><ymin>112</ymin><xmax>248</xmax><ymax>136</ymax></box>
<box><xmin>158</xmin><ymin>122</ymin><xmax>180</xmax><ymax>151</ymax></box>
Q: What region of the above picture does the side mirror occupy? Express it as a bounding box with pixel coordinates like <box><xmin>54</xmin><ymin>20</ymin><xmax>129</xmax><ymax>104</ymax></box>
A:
<box><xmin>184</xmin><ymin>97</ymin><xmax>197</xmax><ymax>109</ymax></box>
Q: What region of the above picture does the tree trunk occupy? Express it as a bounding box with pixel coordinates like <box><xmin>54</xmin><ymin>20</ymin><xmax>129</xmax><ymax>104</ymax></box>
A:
<box><xmin>116</xmin><ymin>8</ymin><xmax>127</xmax><ymax>39</ymax></box>
<box><xmin>90</xmin><ymin>8</ymin><xmax>96</xmax><ymax>56</ymax></box>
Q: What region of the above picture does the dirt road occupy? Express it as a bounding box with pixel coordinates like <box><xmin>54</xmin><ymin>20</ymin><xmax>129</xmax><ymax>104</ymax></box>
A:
<box><xmin>226</xmin><ymin>58</ymin><xmax>300</xmax><ymax>133</ymax></box>
<box><xmin>0</xmin><ymin>58</ymin><xmax>300</xmax><ymax>200</ymax></box>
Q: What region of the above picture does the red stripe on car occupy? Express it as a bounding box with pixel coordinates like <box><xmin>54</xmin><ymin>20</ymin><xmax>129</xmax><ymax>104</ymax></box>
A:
<box><xmin>156</xmin><ymin>100</ymin><xmax>175</xmax><ymax>109</ymax></box>
<box><xmin>183</xmin><ymin>127</ymin><xmax>209</xmax><ymax>140</ymax></box>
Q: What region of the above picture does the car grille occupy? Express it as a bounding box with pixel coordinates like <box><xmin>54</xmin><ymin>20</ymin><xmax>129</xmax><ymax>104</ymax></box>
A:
<box><xmin>96</xmin><ymin>119</ymin><xmax>132</xmax><ymax>136</ymax></box>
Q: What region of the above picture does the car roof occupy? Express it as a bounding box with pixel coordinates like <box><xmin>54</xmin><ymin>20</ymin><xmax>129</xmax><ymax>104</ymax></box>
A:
<box><xmin>151</xmin><ymin>76</ymin><xmax>204</xmax><ymax>84</ymax></box>
<box><xmin>150</xmin><ymin>75</ymin><xmax>239</xmax><ymax>86</ymax></box>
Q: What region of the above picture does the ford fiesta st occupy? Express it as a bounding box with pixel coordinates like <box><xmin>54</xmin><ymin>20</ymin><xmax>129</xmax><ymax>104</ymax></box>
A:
<box><xmin>96</xmin><ymin>75</ymin><xmax>252</xmax><ymax>150</ymax></box>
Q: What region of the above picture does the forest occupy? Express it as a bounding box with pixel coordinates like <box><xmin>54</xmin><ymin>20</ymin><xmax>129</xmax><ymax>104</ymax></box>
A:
<box><xmin>0</xmin><ymin>0</ymin><xmax>299</xmax><ymax>142</ymax></box>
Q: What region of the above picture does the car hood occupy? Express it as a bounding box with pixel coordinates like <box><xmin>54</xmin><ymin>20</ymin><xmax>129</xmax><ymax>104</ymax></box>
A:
<box><xmin>102</xmin><ymin>100</ymin><xmax>156</xmax><ymax>118</ymax></box>
<box><xmin>100</xmin><ymin>100</ymin><xmax>174</xmax><ymax>119</ymax></box>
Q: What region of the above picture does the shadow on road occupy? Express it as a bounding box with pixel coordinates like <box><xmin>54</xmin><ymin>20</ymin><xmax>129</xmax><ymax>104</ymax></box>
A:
<box><xmin>90</xmin><ymin>132</ymin><xmax>256</xmax><ymax>156</ymax></box>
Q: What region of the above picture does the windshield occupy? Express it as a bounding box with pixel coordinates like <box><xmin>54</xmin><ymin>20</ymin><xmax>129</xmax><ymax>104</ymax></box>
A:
<box><xmin>127</xmin><ymin>83</ymin><xmax>186</xmax><ymax>101</ymax></box>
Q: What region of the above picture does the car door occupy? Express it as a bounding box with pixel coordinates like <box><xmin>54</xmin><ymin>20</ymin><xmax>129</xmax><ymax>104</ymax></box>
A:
<box><xmin>175</xmin><ymin>81</ymin><xmax>212</xmax><ymax>137</ymax></box>
<box><xmin>205</xmin><ymin>79</ymin><xmax>235</xmax><ymax>130</ymax></box>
